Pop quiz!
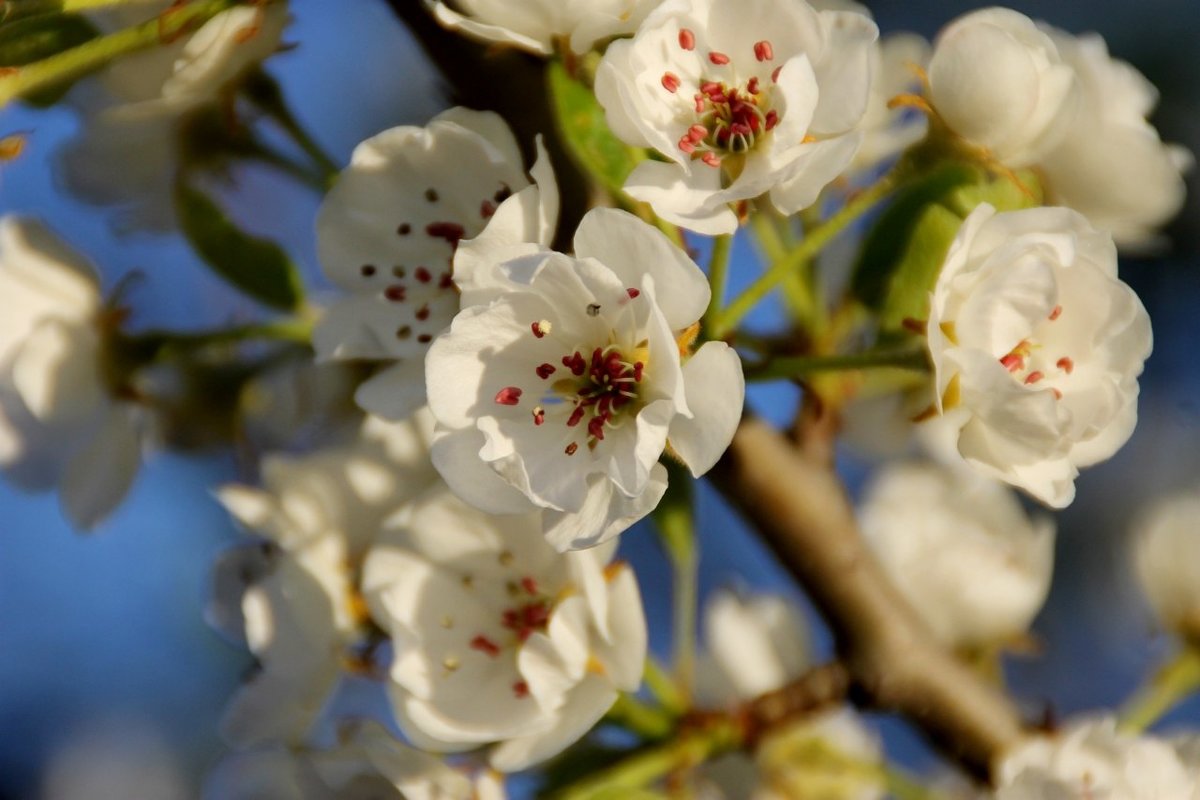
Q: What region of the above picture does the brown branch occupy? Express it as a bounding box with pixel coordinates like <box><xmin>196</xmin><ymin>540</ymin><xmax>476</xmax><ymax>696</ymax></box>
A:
<box><xmin>742</xmin><ymin>661</ymin><xmax>852</xmax><ymax>746</ymax></box>
<box><xmin>711</xmin><ymin>416</ymin><xmax>1026</xmax><ymax>777</ymax></box>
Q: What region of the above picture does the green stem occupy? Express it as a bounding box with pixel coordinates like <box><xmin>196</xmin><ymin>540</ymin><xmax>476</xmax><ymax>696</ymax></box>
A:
<box><xmin>242</xmin><ymin>69</ymin><xmax>340</xmax><ymax>183</ymax></box>
<box><xmin>0</xmin><ymin>0</ymin><xmax>241</xmax><ymax>108</ymax></box>
<box><xmin>703</xmin><ymin>233</ymin><xmax>733</xmax><ymax>338</ymax></box>
<box><xmin>1119</xmin><ymin>646</ymin><xmax>1200</xmax><ymax>733</ymax></box>
<box><xmin>605</xmin><ymin>694</ymin><xmax>676</xmax><ymax>741</ymax></box>
<box><xmin>121</xmin><ymin>318</ymin><xmax>313</xmax><ymax>360</ymax></box>
<box><xmin>2</xmin><ymin>0</ymin><xmax>147</xmax><ymax>21</ymax></box>
<box><xmin>642</xmin><ymin>657</ymin><xmax>686</xmax><ymax>716</ymax></box>
<box><xmin>654</xmin><ymin>463</ymin><xmax>698</xmax><ymax>702</ymax></box>
<box><xmin>711</xmin><ymin>172</ymin><xmax>903</xmax><ymax>339</ymax></box>
<box><xmin>552</xmin><ymin>720</ymin><xmax>741</xmax><ymax>800</ymax></box>
<box><xmin>746</xmin><ymin>347</ymin><xmax>929</xmax><ymax>383</ymax></box>
<box><xmin>245</xmin><ymin>137</ymin><xmax>334</xmax><ymax>192</ymax></box>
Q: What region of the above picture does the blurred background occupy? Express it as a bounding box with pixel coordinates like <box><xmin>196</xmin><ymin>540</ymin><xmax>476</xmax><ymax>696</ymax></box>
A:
<box><xmin>0</xmin><ymin>0</ymin><xmax>1197</xmax><ymax>796</ymax></box>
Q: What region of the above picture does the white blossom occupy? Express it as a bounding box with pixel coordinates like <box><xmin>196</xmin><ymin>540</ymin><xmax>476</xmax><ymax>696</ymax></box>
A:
<box><xmin>204</xmin><ymin>721</ymin><xmax>475</xmax><ymax>800</ymax></box>
<box><xmin>927</xmin><ymin>8</ymin><xmax>1078</xmax><ymax>167</ymax></box>
<box><xmin>858</xmin><ymin>461</ymin><xmax>1055</xmax><ymax>650</ymax></box>
<box><xmin>926</xmin><ymin>203</ymin><xmax>1152</xmax><ymax>508</ymax></box>
<box><xmin>698</xmin><ymin>590</ymin><xmax>885</xmax><ymax>800</ymax></box>
<box><xmin>425</xmin><ymin>208</ymin><xmax>744</xmax><ymax>550</ymax></box>
<box><xmin>995</xmin><ymin>717</ymin><xmax>1200</xmax><ymax>800</ymax></box>
<box><xmin>362</xmin><ymin>486</ymin><xmax>647</xmax><ymax>771</ymax></box>
<box><xmin>594</xmin><ymin>0</ymin><xmax>877</xmax><ymax>234</ymax></box>
<box><xmin>60</xmin><ymin>2</ymin><xmax>288</xmax><ymax>232</ymax></box>
<box><xmin>315</xmin><ymin>108</ymin><xmax>558</xmax><ymax>421</ymax></box>
<box><xmin>0</xmin><ymin>217</ymin><xmax>143</xmax><ymax>529</ymax></box>
<box><xmin>1036</xmin><ymin>28</ymin><xmax>1191</xmax><ymax>251</ymax></box>
<box><xmin>425</xmin><ymin>0</ymin><xmax>661</xmax><ymax>56</ymax></box>
<box><xmin>1132</xmin><ymin>488</ymin><xmax>1200</xmax><ymax>642</ymax></box>
<box><xmin>211</xmin><ymin>412</ymin><xmax>440</xmax><ymax>747</ymax></box>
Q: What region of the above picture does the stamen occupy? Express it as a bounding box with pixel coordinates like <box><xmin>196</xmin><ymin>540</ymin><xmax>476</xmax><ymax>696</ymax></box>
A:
<box><xmin>701</xmin><ymin>152</ymin><xmax>721</xmax><ymax>167</ymax></box>
<box><xmin>565</xmin><ymin>442</ymin><xmax>579</xmax><ymax>456</ymax></box>
<box><xmin>662</xmin><ymin>72</ymin><xmax>681</xmax><ymax>93</ymax></box>
<box><xmin>513</xmin><ymin>681</ymin><xmax>530</xmax><ymax>698</ymax></box>
<box><xmin>678</xmin><ymin>28</ymin><xmax>695</xmax><ymax>50</ymax></box>
<box><xmin>384</xmin><ymin>285</ymin><xmax>406</xmax><ymax>302</ymax></box>
<box><xmin>469</xmin><ymin>635</ymin><xmax>500</xmax><ymax>657</ymax></box>
<box><xmin>754</xmin><ymin>40</ymin><xmax>774</xmax><ymax>61</ymax></box>
<box><xmin>627</xmin><ymin>288</ymin><xmax>640</xmax><ymax>299</ymax></box>
<box><xmin>536</xmin><ymin>363</ymin><xmax>556</xmax><ymax>379</ymax></box>
<box><xmin>1057</xmin><ymin>357</ymin><xmax>1074</xmax><ymax>374</ymax></box>
<box><xmin>426</xmin><ymin>221</ymin><xmax>465</xmax><ymax>248</ymax></box>
<box><xmin>567</xmin><ymin>406</ymin><xmax>586</xmax><ymax>427</ymax></box>
<box><xmin>521</xmin><ymin>577</ymin><xmax>538</xmax><ymax>595</ymax></box>
<box><xmin>1000</xmin><ymin>353</ymin><xmax>1024</xmax><ymax>372</ymax></box>
<box><xmin>531</xmin><ymin>320</ymin><xmax>551</xmax><ymax>338</ymax></box>
<box><xmin>414</xmin><ymin>266</ymin><xmax>431</xmax><ymax>283</ymax></box>
<box><xmin>708</xmin><ymin>50</ymin><xmax>730</xmax><ymax>65</ymax></box>
<box><xmin>1049</xmin><ymin>305</ymin><xmax>1063</xmax><ymax>321</ymax></box>
<box><xmin>771</xmin><ymin>65</ymin><xmax>782</xmax><ymax>82</ymax></box>
<box><xmin>1024</xmin><ymin>371</ymin><xmax>1044</xmax><ymax>385</ymax></box>
<box><xmin>587</xmin><ymin>303</ymin><xmax>602</xmax><ymax>316</ymax></box>
<box><xmin>532</xmin><ymin>407</ymin><xmax>545</xmax><ymax>426</ymax></box>
<box><xmin>360</xmin><ymin>264</ymin><xmax>376</xmax><ymax>277</ymax></box>
<box><xmin>495</xmin><ymin>387</ymin><xmax>523</xmax><ymax>405</ymax></box>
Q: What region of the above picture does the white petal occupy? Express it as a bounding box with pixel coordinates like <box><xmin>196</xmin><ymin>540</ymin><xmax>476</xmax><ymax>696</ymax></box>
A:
<box><xmin>668</xmin><ymin>342</ymin><xmax>744</xmax><ymax>477</ymax></box>
<box><xmin>354</xmin><ymin>360</ymin><xmax>429</xmax><ymax>422</ymax></box>
<box><xmin>430</xmin><ymin>428</ymin><xmax>538</xmax><ymax>516</ymax></box>
<box><xmin>623</xmin><ymin>160</ymin><xmax>739</xmax><ymax>236</ymax></box>
<box><xmin>60</xmin><ymin>404</ymin><xmax>141</xmax><ymax>529</ymax></box>
<box><xmin>542</xmin><ymin>463</ymin><xmax>668</xmax><ymax>551</ymax></box>
<box><xmin>488</xmin><ymin>674</ymin><xmax>617</xmax><ymax>772</ymax></box>
<box><xmin>573</xmin><ymin>208</ymin><xmax>709</xmax><ymax>331</ymax></box>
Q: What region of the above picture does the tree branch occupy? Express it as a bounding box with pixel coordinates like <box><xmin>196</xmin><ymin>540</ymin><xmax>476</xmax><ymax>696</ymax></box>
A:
<box><xmin>711</xmin><ymin>416</ymin><xmax>1026</xmax><ymax>777</ymax></box>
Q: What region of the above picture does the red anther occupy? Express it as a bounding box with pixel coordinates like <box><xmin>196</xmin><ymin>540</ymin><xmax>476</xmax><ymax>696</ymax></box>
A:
<box><xmin>701</xmin><ymin>81</ymin><xmax>723</xmax><ymax>97</ymax></box>
<box><xmin>481</xmin><ymin>199</ymin><xmax>496</xmax><ymax>218</ymax></box>
<box><xmin>678</xmin><ymin>137</ymin><xmax>697</xmax><ymax>154</ymax></box>
<box><xmin>754</xmin><ymin>40</ymin><xmax>774</xmax><ymax>61</ymax></box>
<box><xmin>439</xmin><ymin>272</ymin><xmax>454</xmax><ymax>289</ymax></box>
<box><xmin>494</xmin><ymin>386</ymin><xmax>523</xmax><ymax>405</ymax></box>
<box><xmin>563</xmin><ymin>352</ymin><xmax>586</xmax><ymax>375</ymax></box>
<box><xmin>567</xmin><ymin>405</ymin><xmax>586</xmax><ymax>427</ymax></box>
<box><xmin>771</xmin><ymin>65</ymin><xmax>782</xmax><ymax>82</ymax></box>
<box><xmin>536</xmin><ymin>363</ymin><xmax>556</xmax><ymax>379</ymax></box>
<box><xmin>627</xmin><ymin>288</ymin><xmax>640</xmax><ymax>299</ymax></box>
<box><xmin>532</xmin><ymin>408</ymin><xmax>545</xmax><ymax>426</ymax></box>
<box><xmin>662</xmin><ymin>72</ymin><xmax>682</xmax><ymax>92</ymax></box>
<box><xmin>900</xmin><ymin>317</ymin><xmax>926</xmax><ymax>334</ymax></box>
<box><xmin>414</xmin><ymin>266</ymin><xmax>432</xmax><ymax>283</ymax></box>
<box><xmin>709</xmin><ymin>50</ymin><xmax>730</xmax><ymax>65</ymax></box>
<box><xmin>747</xmin><ymin>76</ymin><xmax>760</xmax><ymax>95</ymax></box>
<box><xmin>513</xmin><ymin>680</ymin><xmax>530</xmax><ymax>698</ymax></box>
<box><xmin>1052</xmin><ymin>388</ymin><xmax>1063</xmax><ymax>399</ymax></box>
<box><xmin>765</xmin><ymin>110</ymin><xmax>780</xmax><ymax>130</ymax></box>
<box><xmin>1057</xmin><ymin>357</ymin><xmax>1074</xmax><ymax>374</ymax></box>
<box><xmin>384</xmin><ymin>285</ymin><xmax>406</xmax><ymax>302</ymax></box>
<box><xmin>523</xmin><ymin>603</ymin><xmax>549</xmax><ymax>628</ymax></box>
<box><xmin>694</xmin><ymin>94</ymin><xmax>706</xmax><ymax>112</ymax></box>
<box><xmin>531</xmin><ymin>321</ymin><xmax>547</xmax><ymax>338</ymax></box>
<box><xmin>678</xmin><ymin>28</ymin><xmax>696</xmax><ymax>50</ymax></box>
<box><xmin>701</xmin><ymin>152</ymin><xmax>721</xmax><ymax>167</ymax></box>
<box><xmin>633</xmin><ymin>362</ymin><xmax>645</xmax><ymax>381</ymax></box>
<box><xmin>1049</xmin><ymin>305</ymin><xmax>1063</xmax><ymax>321</ymax></box>
<box><xmin>1000</xmin><ymin>353</ymin><xmax>1024</xmax><ymax>372</ymax></box>
<box><xmin>470</xmin><ymin>635</ymin><xmax>501</xmax><ymax>657</ymax></box>
<box><xmin>521</xmin><ymin>576</ymin><xmax>538</xmax><ymax>595</ymax></box>
<box><xmin>415</xmin><ymin>304</ymin><xmax>431</xmax><ymax>321</ymax></box>
<box><xmin>501</xmin><ymin>609</ymin><xmax>519</xmax><ymax>628</ymax></box>
<box><xmin>565</xmin><ymin>442</ymin><xmax>579</xmax><ymax>456</ymax></box>
<box><xmin>688</xmin><ymin>124</ymin><xmax>707</xmax><ymax>142</ymax></box>
<box><xmin>1024</xmin><ymin>371</ymin><xmax>1044</xmax><ymax>385</ymax></box>
<box><xmin>426</xmin><ymin>221</ymin><xmax>466</xmax><ymax>248</ymax></box>
<box><xmin>588</xmin><ymin>416</ymin><xmax>607</xmax><ymax>441</ymax></box>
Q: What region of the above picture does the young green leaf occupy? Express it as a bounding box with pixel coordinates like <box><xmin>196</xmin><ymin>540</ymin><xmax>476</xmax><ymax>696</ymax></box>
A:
<box><xmin>0</xmin><ymin>12</ymin><xmax>98</xmax><ymax>106</ymax></box>
<box><xmin>175</xmin><ymin>181</ymin><xmax>304</xmax><ymax>312</ymax></box>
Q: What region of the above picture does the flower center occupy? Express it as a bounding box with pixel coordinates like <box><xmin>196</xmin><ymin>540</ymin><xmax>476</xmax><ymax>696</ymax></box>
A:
<box><xmin>998</xmin><ymin>305</ymin><xmax>1074</xmax><ymax>399</ymax></box>
<box><xmin>552</xmin><ymin>345</ymin><xmax>645</xmax><ymax>446</ymax></box>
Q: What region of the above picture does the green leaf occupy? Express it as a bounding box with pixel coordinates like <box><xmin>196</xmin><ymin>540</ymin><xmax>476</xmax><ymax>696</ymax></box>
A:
<box><xmin>547</xmin><ymin>59</ymin><xmax>645</xmax><ymax>198</ymax></box>
<box><xmin>947</xmin><ymin>168</ymin><xmax>1043</xmax><ymax>216</ymax></box>
<box><xmin>849</xmin><ymin>162</ymin><xmax>982</xmax><ymax>312</ymax></box>
<box><xmin>174</xmin><ymin>181</ymin><xmax>304</xmax><ymax>312</ymax></box>
<box><xmin>0</xmin><ymin>12</ymin><xmax>98</xmax><ymax>106</ymax></box>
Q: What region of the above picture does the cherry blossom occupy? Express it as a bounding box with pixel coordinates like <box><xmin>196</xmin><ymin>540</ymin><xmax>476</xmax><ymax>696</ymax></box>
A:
<box><xmin>594</xmin><ymin>0</ymin><xmax>877</xmax><ymax>234</ymax></box>
<box><xmin>858</xmin><ymin>461</ymin><xmax>1055</xmax><ymax>650</ymax></box>
<box><xmin>425</xmin><ymin>0</ymin><xmax>661</xmax><ymax>55</ymax></box>
<box><xmin>211</xmin><ymin>412</ymin><xmax>440</xmax><ymax>746</ymax></box>
<box><xmin>362</xmin><ymin>486</ymin><xmax>646</xmax><ymax>771</ymax></box>
<box><xmin>995</xmin><ymin>717</ymin><xmax>1200</xmax><ymax>800</ymax></box>
<box><xmin>1036</xmin><ymin>28</ymin><xmax>1192</xmax><ymax>251</ymax></box>
<box><xmin>204</xmin><ymin>721</ymin><xmax>476</xmax><ymax>800</ymax></box>
<box><xmin>1132</xmin><ymin>488</ymin><xmax>1200</xmax><ymax>643</ymax></box>
<box><xmin>926</xmin><ymin>203</ymin><xmax>1152</xmax><ymax>508</ymax></box>
<box><xmin>927</xmin><ymin>8</ymin><xmax>1078</xmax><ymax>167</ymax></box>
<box><xmin>314</xmin><ymin>108</ymin><xmax>557</xmax><ymax>421</ymax></box>
<box><xmin>425</xmin><ymin>208</ymin><xmax>744</xmax><ymax>550</ymax></box>
<box><xmin>0</xmin><ymin>217</ymin><xmax>143</xmax><ymax>529</ymax></box>
<box><xmin>60</xmin><ymin>2</ymin><xmax>288</xmax><ymax>232</ymax></box>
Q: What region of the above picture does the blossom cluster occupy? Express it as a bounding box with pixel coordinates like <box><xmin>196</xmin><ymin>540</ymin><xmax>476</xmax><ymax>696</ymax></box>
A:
<box><xmin>0</xmin><ymin>0</ymin><xmax>1194</xmax><ymax>796</ymax></box>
